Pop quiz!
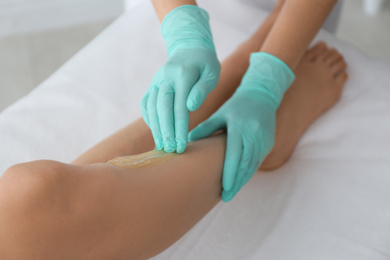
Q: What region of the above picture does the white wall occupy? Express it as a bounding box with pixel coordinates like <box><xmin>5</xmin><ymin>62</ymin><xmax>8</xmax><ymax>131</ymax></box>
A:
<box><xmin>0</xmin><ymin>0</ymin><xmax>123</xmax><ymax>37</ymax></box>
<box><xmin>124</xmin><ymin>0</ymin><xmax>144</xmax><ymax>10</ymax></box>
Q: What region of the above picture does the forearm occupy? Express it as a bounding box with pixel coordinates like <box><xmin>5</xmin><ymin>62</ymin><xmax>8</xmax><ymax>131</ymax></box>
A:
<box><xmin>151</xmin><ymin>0</ymin><xmax>197</xmax><ymax>21</ymax></box>
<box><xmin>261</xmin><ymin>0</ymin><xmax>337</xmax><ymax>69</ymax></box>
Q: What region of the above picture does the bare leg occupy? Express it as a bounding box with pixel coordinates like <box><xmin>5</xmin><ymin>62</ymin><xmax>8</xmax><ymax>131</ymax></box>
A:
<box><xmin>0</xmin><ymin>1</ymin><xmax>349</xmax><ymax>258</ymax></box>
<box><xmin>0</xmin><ymin>5</ymin><xmax>288</xmax><ymax>259</ymax></box>
<box><xmin>0</xmin><ymin>43</ymin><xmax>348</xmax><ymax>260</ymax></box>
<box><xmin>0</xmin><ymin>32</ymin><xmax>349</xmax><ymax>260</ymax></box>
<box><xmin>73</xmin><ymin>30</ymin><xmax>347</xmax><ymax>172</ymax></box>
<box><xmin>0</xmin><ymin>134</ymin><xmax>226</xmax><ymax>260</ymax></box>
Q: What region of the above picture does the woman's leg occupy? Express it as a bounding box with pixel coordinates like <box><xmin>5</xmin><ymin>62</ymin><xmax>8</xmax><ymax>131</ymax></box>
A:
<box><xmin>0</xmin><ymin>5</ymin><xmax>287</xmax><ymax>259</ymax></box>
<box><xmin>0</xmin><ymin>37</ymin><xmax>348</xmax><ymax>260</ymax></box>
<box><xmin>0</xmin><ymin>134</ymin><xmax>226</xmax><ymax>260</ymax></box>
<box><xmin>262</xmin><ymin>42</ymin><xmax>347</xmax><ymax>169</ymax></box>
<box><xmin>72</xmin><ymin>2</ymin><xmax>284</xmax><ymax>165</ymax></box>
<box><xmin>0</xmin><ymin>43</ymin><xmax>348</xmax><ymax>260</ymax></box>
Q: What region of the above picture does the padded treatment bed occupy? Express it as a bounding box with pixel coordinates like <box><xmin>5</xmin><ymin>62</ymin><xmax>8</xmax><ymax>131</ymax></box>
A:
<box><xmin>1</xmin><ymin>0</ymin><xmax>390</xmax><ymax>259</ymax></box>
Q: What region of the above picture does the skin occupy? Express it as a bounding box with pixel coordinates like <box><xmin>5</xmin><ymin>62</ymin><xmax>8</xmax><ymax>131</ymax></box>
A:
<box><xmin>0</xmin><ymin>135</ymin><xmax>226</xmax><ymax>260</ymax></box>
<box><xmin>0</xmin><ymin>6</ymin><xmax>284</xmax><ymax>258</ymax></box>
<box><xmin>151</xmin><ymin>0</ymin><xmax>337</xmax><ymax>69</ymax></box>
<box><xmin>151</xmin><ymin>0</ymin><xmax>197</xmax><ymax>22</ymax></box>
<box><xmin>72</xmin><ymin>3</ymin><xmax>285</xmax><ymax>165</ymax></box>
<box><xmin>0</xmin><ymin>44</ymin><xmax>347</xmax><ymax>259</ymax></box>
<box><xmin>146</xmin><ymin>0</ymin><xmax>338</xmax><ymax>191</ymax></box>
<box><xmin>260</xmin><ymin>0</ymin><xmax>338</xmax><ymax>69</ymax></box>
<box><xmin>0</xmin><ymin>1</ymin><xmax>348</xmax><ymax>259</ymax></box>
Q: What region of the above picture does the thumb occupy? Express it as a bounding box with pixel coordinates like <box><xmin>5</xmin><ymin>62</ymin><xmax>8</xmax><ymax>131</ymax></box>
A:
<box><xmin>186</xmin><ymin>76</ymin><xmax>217</xmax><ymax>112</ymax></box>
<box><xmin>188</xmin><ymin>114</ymin><xmax>224</xmax><ymax>142</ymax></box>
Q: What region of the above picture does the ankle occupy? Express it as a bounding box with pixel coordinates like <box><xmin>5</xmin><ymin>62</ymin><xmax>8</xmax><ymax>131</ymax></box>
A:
<box><xmin>259</xmin><ymin>144</ymin><xmax>291</xmax><ymax>171</ymax></box>
<box><xmin>259</xmin><ymin>129</ymin><xmax>297</xmax><ymax>171</ymax></box>
<box><xmin>259</xmin><ymin>152</ymin><xmax>283</xmax><ymax>171</ymax></box>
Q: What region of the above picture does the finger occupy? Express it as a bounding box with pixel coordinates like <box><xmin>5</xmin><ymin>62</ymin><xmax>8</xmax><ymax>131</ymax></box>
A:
<box><xmin>222</xmin><ymin>129</ymin><xmax>243</xmax><ymax>192</ymax></box>
<box><xmin>188</xmin><ymin>114</ymin><xmax>224</xmax><ymax>142</ymax></box>
<box><xmin>186</xmin><ymin>77</ymin><xmax>216</xmax><ymax>111</ymax></box>
<box><xmin>247</xmin><ymin>144</ymin><xmax>263</xmax><ymax>183</ymax></box>
<box><xmin>229</xmin><ymin>138</ymin><xmax>255</xmax><ymax>197</ymax></box>
<box><xmin>147</xmin><ymin>85</ymin><xmax>163</xmax><ymax>150</ymax></box>
<box><xmin>221</xmin><ymin>189</ymin><xmax>236</xmax><ymax>203</ymax></box>
<box><xmin>140</xmin><ymin>92</ymin><xmax>150</xmax><ymax>127</ymax></box>
<box><xmin>173</xmin><ymin>86</ymin><xmax>190</xmax><ymax>154</ymax></box>
<box><xmin>230</xmin><ymin>140</ymin><xmax>259</xmax><ymax>202</ymax></box>
<box><xmin>221</xmin><ymin>136</ymin><xmax>255</xmax><ymax>202</ymax></box>
<box><xmin>230</xmin><ymin>165</ymin><xmax>257</xmax><ymax>203</ymax></box>
<box><xmin>157</xmin><ymin>81</ymin><xmax>176</xmax><ymax>153</ymax></box>
<box><xmin>238</xmin><ymin>140</ymin><xmax>265</xmax><ymax>200</ymax></box>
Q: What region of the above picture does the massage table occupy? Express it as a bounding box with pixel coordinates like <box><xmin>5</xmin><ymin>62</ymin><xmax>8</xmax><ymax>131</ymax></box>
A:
<box><xmin>1</xmin><ymin>0</ymin><xmax>390</xmax><ymax>259</ymax></box>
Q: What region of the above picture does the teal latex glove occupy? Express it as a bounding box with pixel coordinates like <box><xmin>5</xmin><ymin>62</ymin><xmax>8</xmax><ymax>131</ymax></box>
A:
<box><xmin>140</xmin><ymin>5</ymin><xmax>220</xmax><ymax>154</ymax></box>
<box><xmin>188</xmin><ymin>52</ymin><xmax>295</xmax><ymax>202</ymax></box>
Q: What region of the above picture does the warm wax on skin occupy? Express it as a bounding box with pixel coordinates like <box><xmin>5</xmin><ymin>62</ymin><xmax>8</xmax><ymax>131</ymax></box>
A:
<box><xmin>107</xmin><ymin>149</ymin><xmax>178</xmax><ymax>168</ymax></box>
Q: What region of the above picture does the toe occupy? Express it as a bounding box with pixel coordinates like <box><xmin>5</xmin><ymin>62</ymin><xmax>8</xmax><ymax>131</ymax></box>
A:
<box><xmin>331</xmin><ymin>58</ymin><xmax>347</xmax><ymax>78</ymax></box>
<box><xmin>316</xmin><ymin>43</ymin><xmax>331</xmax><ymax>62</ymax></box>
<box><xmin>336</xmin><ymin>71</ymin><xmax>349</xmax><ymax>85</ymax></box>
<box><xmin>323</xmin><ymin>48</ymin><xmax>340</xmax><ymax>65</ymax></box>
<box><xmin>329</xmin><ymin>56</ymin><xmax>343</xmax><ymax>67</ymax></box>
<box><xmin>307</xmin><ymin>41</ymin><xmax>327</xmax><ymax>61</ymax></box>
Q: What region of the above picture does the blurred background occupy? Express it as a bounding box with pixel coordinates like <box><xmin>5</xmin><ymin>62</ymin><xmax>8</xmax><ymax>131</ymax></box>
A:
<box><xmin>0</xmin><ymin>0</ymin><xmax>389</xmax><ymax>112</ymax></box>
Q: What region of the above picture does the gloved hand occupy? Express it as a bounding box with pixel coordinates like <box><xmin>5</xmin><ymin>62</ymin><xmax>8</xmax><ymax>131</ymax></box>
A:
<box><xmin>188</xmin><ymin>52</ymin><xmax>295</xmax><ymax>202</ymax></box>
<box><xmin>140</xmin><ymin>5</ymin><xmax>220</xmax><ymax>154</ymax></box>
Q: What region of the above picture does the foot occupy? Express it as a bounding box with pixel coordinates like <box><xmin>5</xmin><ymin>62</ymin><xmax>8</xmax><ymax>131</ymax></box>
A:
<box><xmin>260</xmin><ymin>42</ymin><xmax>348</xmax><ymax>170</ymax></box>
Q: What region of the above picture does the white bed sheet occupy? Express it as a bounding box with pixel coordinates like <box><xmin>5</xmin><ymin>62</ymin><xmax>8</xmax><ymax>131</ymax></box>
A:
<box><xmin>1</xmin><ymin>0</ymin><xmax>390</xmax><ymax>259</ymax></box>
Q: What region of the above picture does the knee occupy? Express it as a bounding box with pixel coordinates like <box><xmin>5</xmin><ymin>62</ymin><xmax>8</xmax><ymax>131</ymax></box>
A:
<box><xmin>1</xmin><ymin>160</ymin><xmax>67</xmax><ymax>203</ymax></box>
<box><xmin>0</xmin><ymin>159</ymin><xmax>70</xmax><ymax>215</ymax></box>
<box><xmin>0</xmin><ymin>160</ymin><xmax>68</xmax><ymax>258</ymax></box>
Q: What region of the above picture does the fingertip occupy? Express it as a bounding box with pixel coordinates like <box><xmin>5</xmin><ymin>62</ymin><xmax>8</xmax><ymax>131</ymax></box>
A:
<box><xmin>156</xmin><ymin>142</ymin><xmax>164</xmax><ymax>151</ymax></box>
<box><xmin>188</xmin><ymin>125</ymin><xmax>204</xmax><ymax>142</ymax></box>
<box><xmin>187</xmin><ymin>116</ymin><xmax>223</xmax><ymax>142</ymax></box>
<box><xmin>154</xmin><ymin>137</ymin><xmax>163</xmax><ymax>150</ymax></box>
<box><xmin>176</xmin><ymin>140</ymin><xmax>187</xmax><ymax>154</ymax></box>
<box><xmin>174</xmin><ymin>119</ymin><xmax>189</xmax><ymax>154</ymax></box>
<box><xmin>221</xmin><ymin>190</ymin><xmax>235</xmax><ymax>202</ymax></box>
<box><xmin>187</xmin><ymin>126</ymin><xmax>203</xmax><ymax>142</ymax></box>
<box><xmin>163</xmin><ymin>143</ymin><xmax>176</xmax><ymax>153</ymax></box>
<box><xmin>187</xmin><ymin>130</ymin><xmax>197</xmax><ymax>143</ymax></box>
<box><xmin>222</xmin><ymin>171</ymin><xmax>234</xmax><ymax>192</ymax></box>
